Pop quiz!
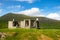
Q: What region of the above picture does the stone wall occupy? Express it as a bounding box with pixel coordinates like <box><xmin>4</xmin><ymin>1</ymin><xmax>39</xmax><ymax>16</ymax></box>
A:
<box><xmin>8</xmin><ymin>21</ymin><xmax>16</xmax><ymax>29</ymax></box>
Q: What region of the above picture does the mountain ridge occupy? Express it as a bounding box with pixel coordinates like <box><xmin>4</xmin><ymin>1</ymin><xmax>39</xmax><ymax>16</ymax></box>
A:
<box><xmin>0</xmin><ymin>13</ymin><xmax>60</xmax><ymax>29</ymax></box>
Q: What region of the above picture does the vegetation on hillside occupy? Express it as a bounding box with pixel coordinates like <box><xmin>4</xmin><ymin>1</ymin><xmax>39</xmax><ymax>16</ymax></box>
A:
<box><xmin>0</xmin><ymin>13</ymin><xmax>60</xmax><ymax>29</ymax></box>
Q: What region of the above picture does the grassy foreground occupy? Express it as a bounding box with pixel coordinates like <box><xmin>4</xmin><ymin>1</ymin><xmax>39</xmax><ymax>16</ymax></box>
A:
<box><xmin>0</xmin><ymin>28</ymin><xmax>60</xmax><ymax>40</ymax></box>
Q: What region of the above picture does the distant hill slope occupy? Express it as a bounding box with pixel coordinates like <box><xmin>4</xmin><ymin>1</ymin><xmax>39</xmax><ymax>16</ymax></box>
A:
<box><xmin>0</xmin><ymin>13</ymin><xmax>60</xmax><ymax>29</ymax></box>
<box><xmin>0</xmin><ymin>13</ymin><xmax>31</xmax><ymax>21</ymax></box>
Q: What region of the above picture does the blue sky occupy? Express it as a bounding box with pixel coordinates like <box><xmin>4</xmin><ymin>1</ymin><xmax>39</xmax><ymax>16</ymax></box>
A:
<box><xmin>0</xmin><ymin>0</ymin><xmax>60</xmax><ymax>20</ymax></box>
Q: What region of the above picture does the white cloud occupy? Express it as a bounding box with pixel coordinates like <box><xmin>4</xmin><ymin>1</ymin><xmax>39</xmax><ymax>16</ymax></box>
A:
<box><xmin>21</xmin><ymin>8</ymin><xmax>40</xmax><ymax>15</ymax></box>
<box><xmin>15</xmin><ymin>0</ymin><xmax>36</xmax><ymax>3</ymax></box>
<box><xmin>0</xmin><ymin>9</ymin><xmax>3</xmax><ymax>12</ymax></box>
<box><xmin>14</xmin><ymin>8</ymin><xmax>45</xmax><ymax>17</ymax></box>
<box><xmin>13</xmin><ymin>7</ymin><xmax>60</xmax><ymax>20</ymax></box>
<box><xmin>46</xmin><ymin>13</ymin><xmax>60</xmax><ymax>20</ymax></box>
<box><xmin>14</xmin><ymin>8</ymin><xmax>44</xmax><ymax>16</ymax></box>
<box><xmin>0</xmin><ymin>9</ymin><xmax>3</xmax><ymax>15</ymax></box>
<box><xmin>54</xmin><ymin>6</ymin><xmax>60</xmax><ymax>9</ymax></box>
<box><xmin>7</xmin><ymin>5</ymin><xmax>23</xmax><ymax>9</ymax></box>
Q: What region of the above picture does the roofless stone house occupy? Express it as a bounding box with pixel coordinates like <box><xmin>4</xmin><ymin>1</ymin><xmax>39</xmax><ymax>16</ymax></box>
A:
<box><xmin>8</xmin><ymin>18</ymin><xmax>40</xmax><ymax>29</ymax></box>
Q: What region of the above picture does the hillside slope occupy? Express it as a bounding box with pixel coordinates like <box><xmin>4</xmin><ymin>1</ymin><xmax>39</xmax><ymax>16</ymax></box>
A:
<box><xmin>0</xmin><ymin>13</ymin><xmax>60</xmax><ymax>29</ymax></box>
<box><xmin>0</xmin><ymin>13</ymin><xmax>31</xmax><ymax>21</ymax></box>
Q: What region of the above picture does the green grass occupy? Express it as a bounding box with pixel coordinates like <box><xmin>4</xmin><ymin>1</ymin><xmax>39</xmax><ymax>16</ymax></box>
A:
<box><xmin>40</xmin><ymin>21</ymin><xmax>60</xmax><ymax>29</ymax></box>
<box><xmin>0</xmin><ymin>28</ymin><xmax>60</xmax><ymax>40</ymax></box>
<box><xmin>0</xmin><ymin>21</ymin><xmax>7</xmax><ymax>29</ymax></box>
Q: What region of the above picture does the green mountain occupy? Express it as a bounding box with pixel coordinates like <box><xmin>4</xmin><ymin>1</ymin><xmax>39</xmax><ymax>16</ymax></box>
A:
<box><xmin>0</xmin><ymin>13</ymin><xmax>60</xmax><ymax>29</ymax></box>
<box><xmin>0</xmin><ymin>13</ymin><xmax>31</xmax><ymax>21</ymax></box>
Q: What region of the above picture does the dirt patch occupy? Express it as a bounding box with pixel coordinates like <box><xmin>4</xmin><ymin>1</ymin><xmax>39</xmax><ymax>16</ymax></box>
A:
<box><xmin>37</xmin><ymin>34</ymin><xmax>53</xmax><ymax>40</ymax></box>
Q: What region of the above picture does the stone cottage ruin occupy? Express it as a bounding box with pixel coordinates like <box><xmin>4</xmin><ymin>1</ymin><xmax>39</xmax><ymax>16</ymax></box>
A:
<box><xmin>8</xmin><ymin>18</ymin><xmax>40</xmax><ymax>29</ymax></box>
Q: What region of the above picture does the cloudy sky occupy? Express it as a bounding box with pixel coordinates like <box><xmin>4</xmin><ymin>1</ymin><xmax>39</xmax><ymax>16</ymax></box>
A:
<box><xmin>0</xmin><ymin>0</ymin><xmax>60</xmax><ymax>20</ymax></box>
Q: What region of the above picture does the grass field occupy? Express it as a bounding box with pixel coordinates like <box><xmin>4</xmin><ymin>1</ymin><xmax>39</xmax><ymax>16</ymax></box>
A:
<box><xmin>0</xmin><ymin>28</ymin><xmax>60</xmax><ymax>40</ymax></box>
